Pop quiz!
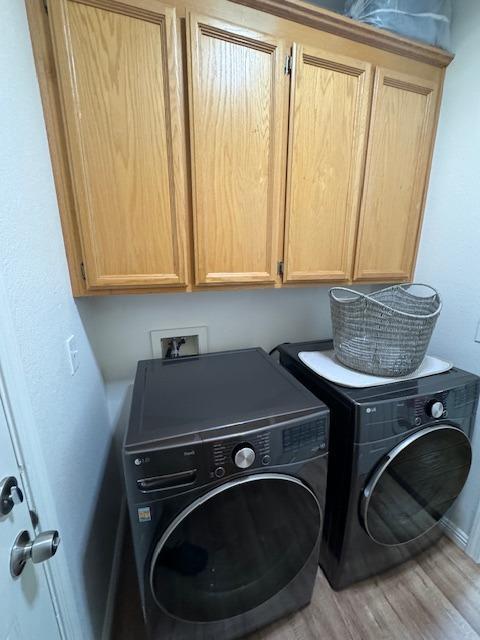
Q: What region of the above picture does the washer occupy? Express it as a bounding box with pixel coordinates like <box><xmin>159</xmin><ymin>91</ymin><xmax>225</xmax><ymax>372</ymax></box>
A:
<box><xmin>278</xmin><ymin>339</ymin><xmax>479</xmax><ymax>590</ymax></box>
<box><xmin>124</xmin><ymin>348</ymin><xmax>330</xmax><ymax>639</ymax></box>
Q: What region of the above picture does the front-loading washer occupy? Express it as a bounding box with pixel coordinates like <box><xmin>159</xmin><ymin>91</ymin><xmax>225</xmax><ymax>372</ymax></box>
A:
<box><xmin>278</xmin><ymin>339</ymin><xmax>479</xmax><ymax>590</ymax></box>
<box><xmin>123</xmin><ymin>348</ymin><xmax>330</xmax><ymax>639</ymax></box>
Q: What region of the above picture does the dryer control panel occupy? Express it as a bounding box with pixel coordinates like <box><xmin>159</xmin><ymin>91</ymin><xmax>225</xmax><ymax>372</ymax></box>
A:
<box><xmin>359</xmin><ymin>381</ymin><xmax>479</xmax><ymax>442</ymax></box>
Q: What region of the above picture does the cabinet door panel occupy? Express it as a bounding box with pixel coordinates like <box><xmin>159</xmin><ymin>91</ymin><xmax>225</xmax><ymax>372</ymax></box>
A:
<box><xmin>49</xmin><ymin>0</ymin><xmax>189</xmax><ymax>288</ymax></box>
<box><xmin>354</xmin><ymin>68</ymin><xmax>438</xmax><ymax>282</ymax></box>
<box><xmin>284</xmin><ymin>45</ymin><xmax>372</xmax><ymax>283</ymax></box>
<box><xmin>188</xmin><ymin>13</ymin><xmax>287</xmax><ymax>285</ymax></box>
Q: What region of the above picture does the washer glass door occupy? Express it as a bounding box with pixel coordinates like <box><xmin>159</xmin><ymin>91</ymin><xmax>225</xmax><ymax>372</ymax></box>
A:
<box><xmin>361</xmin><ymin>425</ymin><xmax>471</xmax><ymax>546</ymax></box>
<box><xmin>150</xmin><ymin>474</ymin><xmax>321</xmax><ymax>622</ymax></box>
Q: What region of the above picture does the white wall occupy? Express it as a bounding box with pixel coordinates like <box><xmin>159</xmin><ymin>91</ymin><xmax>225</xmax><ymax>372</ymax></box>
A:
<box><xmin>79</xmin><ymin>286</ymin><xmax>368</xmax><ymax>382</ymax></box>
<box><xmin>415</xmin><ymin>0</ymin><xmax>480</xmax><ymax>537</ymax></box>
<box><xmin>0</xmin><ymin>4</ymin><xmax>120</xmax><ymax>638</ymax></box>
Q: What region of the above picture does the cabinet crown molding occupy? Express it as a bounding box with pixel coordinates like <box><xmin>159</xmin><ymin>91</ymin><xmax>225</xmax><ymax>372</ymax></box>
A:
<box><xmin>229</xmin><ymin>0</ymin><xmax>454</xmax><ymax>68</ymax></box>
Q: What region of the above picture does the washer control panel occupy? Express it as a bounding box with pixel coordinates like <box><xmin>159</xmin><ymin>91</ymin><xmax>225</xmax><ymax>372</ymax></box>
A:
<box><xmin>125</xmin><ymin>412</ymin><xmax>330</xmax><ymax>497</ymax></box>
<box><xmin>207</xmin><ymin>414</ymin><xmax>328</xmax><ymax>481</ymax></box>
<box><xmin>210</xmin><ymin>430</ymin><xmax>272</xmax><ymax>479</ymax></box>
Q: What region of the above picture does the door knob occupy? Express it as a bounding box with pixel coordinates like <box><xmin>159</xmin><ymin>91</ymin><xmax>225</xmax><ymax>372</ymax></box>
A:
<box><xmin>10</xmin><ymin>529</ymin><xmax>60</xmax><ymax>577</ymax></box>
<box><xmin>0</xmin><ymin>476</ymin><xmax>24</xmax><ymax>516</ymax></box>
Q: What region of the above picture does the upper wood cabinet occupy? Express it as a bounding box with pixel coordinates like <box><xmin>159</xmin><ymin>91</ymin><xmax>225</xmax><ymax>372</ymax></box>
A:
<box><xmin>48</xmin><ymin>0</ymin><xmax>190</xmax><ymax>289</ymax></box>
<box><xmin>187</xmin><ymin>13</ymin><xmax>288</xmax><ymax>285</ymax></box>
<box><xmin>283</xmin><ymin>44</ymin><xmax>372</xmax><ymax>283</ymax></box>
<box><xmin>353</xmin><ymin>68</ymin><xmax>438</xmax><ymax>282</ymax></box>
<box><xmin>29</xmin><ymin>0</ymin><xmax>448</xmax><ymax>296</ymax></box>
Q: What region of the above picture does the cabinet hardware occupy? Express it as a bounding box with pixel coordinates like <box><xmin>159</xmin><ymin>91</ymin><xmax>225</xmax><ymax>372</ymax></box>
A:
<box><xmin>277</xmin><ymin>261</ymin><xmax>284</xmax><ymax>276</ymax></box>
<box><xmin>284</xmin><ymin>55</ymin><xmax>292</xmax><ymax>75</ymax></box>
<box><xmin>80</xmin><ymin>262</ymin><xmax>86</xmax><ymax>281</ymax></box>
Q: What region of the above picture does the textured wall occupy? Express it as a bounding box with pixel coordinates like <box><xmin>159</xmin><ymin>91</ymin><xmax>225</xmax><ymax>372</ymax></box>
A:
<box><xmin>0</xmin><ymin>4</ymin><xmax>120</xmax><ymax>638</ymax></box>
<box><xmin>79</xmin><ymin>285</ymin><xmax>368</xmax><ymax>382</ymax></box>
<box><xmin>415</xmin><ymin>0</ymin><xmax>480</xmax><ymax>536</ymax></box>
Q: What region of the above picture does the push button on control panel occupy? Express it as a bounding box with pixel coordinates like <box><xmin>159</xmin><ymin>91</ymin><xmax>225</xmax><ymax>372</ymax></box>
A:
<box><xmin>261</xmin><ymin>454</ymin><xmax>271</xmax><ymax>466</ymax></box>
<box><xmin>214</xmin><ymin>466</ymin><xmax>225</xmax><ymax>479</ymax></box>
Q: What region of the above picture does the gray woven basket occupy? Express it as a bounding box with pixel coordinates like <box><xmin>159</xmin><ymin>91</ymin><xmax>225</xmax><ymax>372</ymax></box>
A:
<box><xmin>329</xmin><ymin>284</ymin><xmax>442</xmax><ymax>377</ymax></box>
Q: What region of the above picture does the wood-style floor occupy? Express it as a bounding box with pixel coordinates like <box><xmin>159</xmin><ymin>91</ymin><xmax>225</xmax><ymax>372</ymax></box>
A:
<box><xmin>112</xmin><ymin>533</ymin><xmax>480</xmax><ymax>640</ymax></box>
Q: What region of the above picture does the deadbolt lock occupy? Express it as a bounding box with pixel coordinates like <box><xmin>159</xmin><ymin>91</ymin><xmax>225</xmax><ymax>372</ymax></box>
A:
<box><xmin>0</xmin><ymin>476</ymin><xmax>24</xmax><ymax>516</ymax></box>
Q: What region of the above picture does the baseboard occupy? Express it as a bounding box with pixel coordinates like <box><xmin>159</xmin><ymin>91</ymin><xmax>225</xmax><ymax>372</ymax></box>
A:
<box><xmin>441</xmin><ymin>516</ymin><xmax>469</xmax><ymax>550</ymax></box>
<box><xmin>102</xmin><ymin>499</ymin><xmax>127</xmax><ymax>640</ymax></box>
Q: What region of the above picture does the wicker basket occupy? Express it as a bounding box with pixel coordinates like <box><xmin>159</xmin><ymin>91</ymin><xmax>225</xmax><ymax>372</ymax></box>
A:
<box><xmin>329</xmin><ymin>284</ymin><xmax>442</xmax><ymax>377</ymax></box>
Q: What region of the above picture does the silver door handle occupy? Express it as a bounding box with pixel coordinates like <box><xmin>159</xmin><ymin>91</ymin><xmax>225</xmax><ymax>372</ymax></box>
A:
<box><xmin>0</xmin><ymin>476</ymin><xmax>24</xmax><ymax>516</ymax></box>
<box><xmin>10</xmin><ymin>529</ymin><xmax>60</xmax><ymax>577</ymax></box>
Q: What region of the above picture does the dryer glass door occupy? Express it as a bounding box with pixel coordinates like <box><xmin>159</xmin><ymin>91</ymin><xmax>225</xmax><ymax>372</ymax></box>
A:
<box><xmin>149</xmin><ymin>474</ymin><xmax>321</xmax><ymax>622</ymax></box>
<box><xmin>361</xmin><ymin>425</ymin><xmax>471</xmax><ymax>546</ymax></box>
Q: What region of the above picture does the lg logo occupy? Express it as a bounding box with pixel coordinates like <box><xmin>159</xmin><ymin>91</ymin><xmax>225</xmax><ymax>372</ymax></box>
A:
<box><xmin>134</xmin><ymin>456</ymin><xmax>150</xmax><ymax>466</ymax></box>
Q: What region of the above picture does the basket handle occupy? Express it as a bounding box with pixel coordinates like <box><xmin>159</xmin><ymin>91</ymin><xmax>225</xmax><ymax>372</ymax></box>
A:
<box><xmin>396</xmin><ymin>283</ymin><xmax>441</xmax><ymax>299</ymax></box>
<box><xmin>329</xmin><ymin>287</ymin><xmax>369</xmax><ymax>303</ymax></box>
<box><xmin>330</xmin><ymin>283</ymin><xmax>441</xmax><ymax>302</ymax></box>
<box><xmin>329</xmin><ymin>284</ymin><xmax>442</xmax><ymax>319</ymax></box>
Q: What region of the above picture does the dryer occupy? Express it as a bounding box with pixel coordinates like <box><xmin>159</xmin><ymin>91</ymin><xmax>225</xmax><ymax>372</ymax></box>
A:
<box><xmin>124</xmin><ymin>348</ymin><xmax>330</xmax><ymax>639</ymax></box>
<box><xmin>278</xmin><ymin>340</ymin><xmax>479</xmax><ymax>590</ymax></box>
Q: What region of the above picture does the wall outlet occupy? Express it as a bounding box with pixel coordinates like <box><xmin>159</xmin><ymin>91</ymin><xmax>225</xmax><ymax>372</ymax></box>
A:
<box><xmin>66</xmin><ymin>335</ymin><xmax>79</xmax><ymax>375</ymax></box>
<box><xmin>150</xmin><ymin>326</ymin><xmax>208</xmax><ymax>359</ymax></box>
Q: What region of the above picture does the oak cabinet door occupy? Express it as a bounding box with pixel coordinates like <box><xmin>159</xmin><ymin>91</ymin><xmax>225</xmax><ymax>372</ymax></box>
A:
<box><xmin>283</xmin><ymin>45</ymin><xmax>372</xmax><ymax>283</ymax></box>
<box><xmin>354</xmin><ymin>68</ymin><xmax>438</xmax><ymax>282</ymax></box>
<box><xmin>187</xmin><ymin>13</ymin><xmax>288</xmax><ymax>285</ymax></box>
<box><xmin>49</xmin><ymin>0</ymin><xmax>189</xmax><ymax>289</ymax></box>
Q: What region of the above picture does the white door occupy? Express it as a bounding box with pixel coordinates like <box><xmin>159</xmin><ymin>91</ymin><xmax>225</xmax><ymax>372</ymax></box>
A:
<box><xmin>0</xmin><ymin>393</ymin><xmax>61</xmax><ymax>640</ymax></box>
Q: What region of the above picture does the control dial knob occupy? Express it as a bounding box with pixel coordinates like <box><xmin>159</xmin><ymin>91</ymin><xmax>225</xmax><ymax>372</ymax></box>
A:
<box><xmin>427</xmin><ymin>400</ymin><xmax>444</xmax><ymax>419</ymax></box>
<box><xmin>233</xmin><ymin>445</ymin><xmax>255</xmax><ymax>469</ymax></box>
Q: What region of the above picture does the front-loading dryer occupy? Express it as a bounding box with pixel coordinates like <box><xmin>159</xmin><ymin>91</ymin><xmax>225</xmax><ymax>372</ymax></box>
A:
<box><xmin>123</xmin><ymin>348</ymin><xmax>330</xmax><ymax>639</ymax></box>
<box><xmin>278</xmin><ymin>340</ymin><xmax>479</xmax><ymax>590</ymax></box>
